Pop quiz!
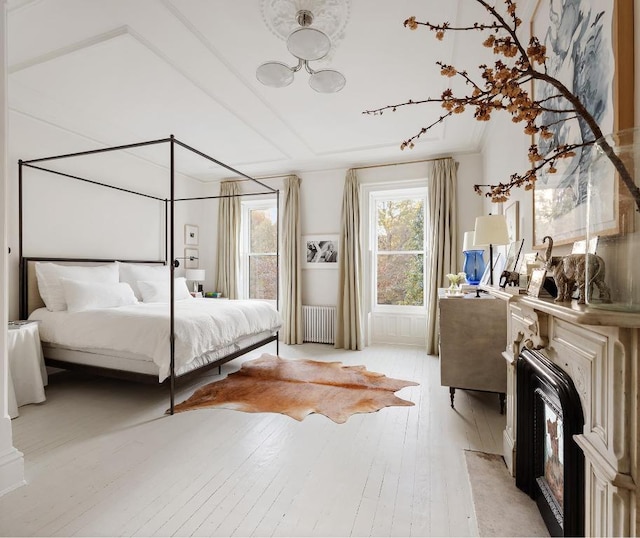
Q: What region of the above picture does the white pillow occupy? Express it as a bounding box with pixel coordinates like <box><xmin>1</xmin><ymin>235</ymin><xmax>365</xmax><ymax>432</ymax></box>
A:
<box><xmin>117</xmin><ymin>262</ymin><xmax>170</xmax><ymax>300</ymax></box>
<box><xmin>137</xmin><ymin>277</ymin><xmax>193</xmax><ymax>303</ymax></box>
<box><xmin>35</xmin><ymin>262</ymin><xmax>119</xmax><ymax>311</ymax></box>
<box><xmin>61</xmin><ymin>278</ymin><xmax>138</xmax><ymax>313</ymax></box>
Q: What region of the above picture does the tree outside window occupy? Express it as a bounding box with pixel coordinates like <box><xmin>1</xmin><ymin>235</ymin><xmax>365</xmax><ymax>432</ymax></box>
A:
<box><xmin>242</xmin><ymin>201</ymin><xmax>277</xmax><ymax>301</ymax></box>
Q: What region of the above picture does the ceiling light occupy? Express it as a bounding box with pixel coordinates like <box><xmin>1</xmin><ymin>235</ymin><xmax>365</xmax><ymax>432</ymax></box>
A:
<box><xmin>257</xmin><ymin>6</ymin><xmax>347</xmax><ymax>93</ymax></box>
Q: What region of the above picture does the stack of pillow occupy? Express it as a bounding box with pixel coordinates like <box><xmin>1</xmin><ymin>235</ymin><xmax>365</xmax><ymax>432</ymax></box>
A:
<box><xmin>34</xmin><ymin>261</ymin><xmax>194</xmax><ymax>313</ymax></box>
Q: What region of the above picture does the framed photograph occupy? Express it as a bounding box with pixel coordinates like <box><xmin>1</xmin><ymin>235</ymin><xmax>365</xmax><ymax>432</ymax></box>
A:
<box><xmin>303</xmin><ymin>235</ymin><xmax>339</xmax><ymax>268</ymax></box>
<box><xmin>185</xmin><ymin>224</ymin><xmax>199</xmax><ymax>246</ymax></box>
<box><xmin>527</xmin><ymin>268</ymin><xmax>547</xmax><ymax>298</ymax></box>
<box><xmin>531</xmin><ymin>0</ymin><xmax>633</xmax><ymax>247</ymax></box>
<box><xmin>504</xmin><ymin>201</ymin><xmax>519</xmax><ymax>243</ymax></box>
<box><xmin>571</xmin><ymin>237</ymin><xmax>599</xmax><ymax>254</ymax></box>
<box><xmin>184</xmin><ymin>248</ymin><xmax>198</xmax><ymax>269</ymax></box>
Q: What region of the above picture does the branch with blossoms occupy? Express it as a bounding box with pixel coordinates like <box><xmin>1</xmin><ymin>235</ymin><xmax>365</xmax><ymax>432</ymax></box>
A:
<box><xmin>363</xmin><ymin>0</ymin><xmax>640</xmax><ymax>212</ymax></box>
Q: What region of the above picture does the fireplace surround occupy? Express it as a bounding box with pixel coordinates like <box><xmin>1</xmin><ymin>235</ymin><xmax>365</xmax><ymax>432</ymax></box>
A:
<box><xmin>485</xmin><ymin>287</ymin><xmax>640</xmax><ymax>536</ymax></box>
<box><xmin>516</xmin><ymin>348</ymin><xmax>585</xmax><ymax>536</ymax></box>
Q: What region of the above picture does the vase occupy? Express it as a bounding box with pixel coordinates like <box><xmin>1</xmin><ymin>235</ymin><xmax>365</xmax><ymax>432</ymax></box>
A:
<box><xmin>447</xmin><ymin>283</ymin><xmax>463</xmax><ymax>295</ymax></box>
<box><xmin>462</xmin><ymin>250</ymin><xmax>485</xmax><ymax>285</ymax></box>
<box><xmin>585</xmin><ymin>128</ymin><xmax>640</xmax><ymax>312</ymax></box>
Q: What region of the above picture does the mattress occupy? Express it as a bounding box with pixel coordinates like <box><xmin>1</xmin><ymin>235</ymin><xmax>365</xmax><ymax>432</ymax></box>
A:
<box><xmin>29</xmin><ymin>299</ymin><xmax>282</xmax><ymax>381</ymax></box>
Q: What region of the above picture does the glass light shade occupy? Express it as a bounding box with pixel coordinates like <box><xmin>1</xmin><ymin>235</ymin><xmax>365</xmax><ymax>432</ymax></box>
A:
<box><xmin>474</xmin><ymin>215</ymin><xmax>509</xmax><ymax>246</ymax></box>
<box><xmin>309</xmin><ymin>69</ymin><xmax>346</xmax><ymax>93</ymax></box>
<box><xmin>185</xmin><ymin>269</ymin><xmax>205</xmax><ymax>282</ymax></box>
<box><xmin>287</xmin><ymin>27</ymin><xmax>331</xmax><ymax>60</ymax></box>
<box><xmin>256</xmin><ymin>62</ymin><xmax>294</xmax><ymax>87</ymax></box>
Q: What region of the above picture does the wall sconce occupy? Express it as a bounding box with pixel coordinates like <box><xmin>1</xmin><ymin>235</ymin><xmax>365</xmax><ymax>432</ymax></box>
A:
<box><xmin>173</xmin><ymin>255</ymin><xmax>198</xmax><ymax>268</ymax></box>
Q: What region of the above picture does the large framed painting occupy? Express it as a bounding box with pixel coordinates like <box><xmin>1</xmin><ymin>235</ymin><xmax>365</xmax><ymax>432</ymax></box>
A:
<box><xmin>531</xmin><ymin>0</ymin><xmax>634</xmax><ymax>248</ymax></box>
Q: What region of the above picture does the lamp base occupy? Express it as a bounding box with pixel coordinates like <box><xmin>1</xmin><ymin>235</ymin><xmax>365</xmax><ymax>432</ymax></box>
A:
<box><xmin>463</xmin><ymin>250</ymin><xmax>485</xmax><ymax>285</ymax></box>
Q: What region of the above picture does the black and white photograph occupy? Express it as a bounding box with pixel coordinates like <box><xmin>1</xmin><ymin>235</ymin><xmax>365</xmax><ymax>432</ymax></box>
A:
<box><xmin>303</xmin><ymin>235</ymin><xmax>339</xmax><ymax>268</ymax></box>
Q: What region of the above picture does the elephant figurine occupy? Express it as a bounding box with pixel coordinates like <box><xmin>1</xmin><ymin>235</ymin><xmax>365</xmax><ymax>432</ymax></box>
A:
<box><xmin>542</xmin><ymin>236</ymin><xmax>611</xmax><ymax>304</ymax></box>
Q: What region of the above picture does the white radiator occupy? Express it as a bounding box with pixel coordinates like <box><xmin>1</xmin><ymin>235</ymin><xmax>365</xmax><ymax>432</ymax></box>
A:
<box><xmin>302</xmin><ymin>305</ymin><xmax>336</xmax><ymax>344</ymax></box>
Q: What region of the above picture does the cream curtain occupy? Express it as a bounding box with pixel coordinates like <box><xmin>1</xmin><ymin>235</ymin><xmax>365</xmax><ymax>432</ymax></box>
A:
<box><xmin>425</xmin><ymin>158</ymin><xmax>458</xmax><ymax>355</ymax></box>
<box><xmin>215</xmin><ymin>181</ymin><xmax>241</xmax><ymax>299</ymax></box>
<box><xmin>335</xmin><ymin>169</ymin><xmax>364</xmax><ymax>350</ymax></box>
<box><xmin>281</xmin><ymin>175</ymin><xmax>303</xmax><ymax>344</ymax></box>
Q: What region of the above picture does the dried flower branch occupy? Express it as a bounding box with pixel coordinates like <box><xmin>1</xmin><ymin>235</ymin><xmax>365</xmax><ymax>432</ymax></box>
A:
<box><xmin>364</xmin><ymin>0</ymin><xmax>640</xmax><ymax>212</ymax></box>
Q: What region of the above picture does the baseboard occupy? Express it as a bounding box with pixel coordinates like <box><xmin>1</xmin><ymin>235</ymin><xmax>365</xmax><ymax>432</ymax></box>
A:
<box><xmin>0</xmin><ymin>446</ymin><xmax>25</xmax><ymax>497</ymax></box>
<box><xmin>503</xmin><ymin>429</ymin><xmax>515</xmax><ymax>476</ymax></box>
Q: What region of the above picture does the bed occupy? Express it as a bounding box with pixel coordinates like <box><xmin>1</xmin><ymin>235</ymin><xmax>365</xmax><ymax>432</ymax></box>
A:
<box><xmin>18</xmin><ymin>136</ymin><xmax>282</xmax><ymax>414</ymax></box>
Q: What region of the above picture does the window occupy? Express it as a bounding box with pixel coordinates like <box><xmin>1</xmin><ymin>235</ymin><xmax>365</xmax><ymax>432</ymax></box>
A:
<box><xmin>371</xmin><ymin>188</ymin><xmax>426</xmax><ymax>309</ymax></box>
<box><xmin>240</xmin><ymin>200</ymin><xmax>277</xmax><ymax>300</ymax></box>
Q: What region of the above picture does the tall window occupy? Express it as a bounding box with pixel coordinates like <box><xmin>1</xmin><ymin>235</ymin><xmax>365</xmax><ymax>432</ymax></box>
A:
<box><xmin>371</xmin><ymin>188</ymin><xmax>426</xmax><ymax>308</ymax></box>
<box><xmin>241</xmin><ymin>200</ymin><xmax>277</xmax><ymax>300</ymax></box>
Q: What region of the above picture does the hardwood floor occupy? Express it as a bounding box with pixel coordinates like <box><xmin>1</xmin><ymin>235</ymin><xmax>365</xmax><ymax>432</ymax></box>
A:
<box><xmin>0</xmin><ymin>343</ymin><xmax>506</xmax><ymax>537</ymax></box>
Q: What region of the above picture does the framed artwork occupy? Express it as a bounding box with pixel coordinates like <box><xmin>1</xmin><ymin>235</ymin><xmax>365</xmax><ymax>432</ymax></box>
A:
<box><xmin>504</xmin><ymin>201</ymin><xmax>519</xmax><ymax>243</ymax></box>
<box><xmin>504</xmin><ymin>239</ymin><xmax>525</xmax><ymax>273</ymax></box>
<box><xmin>531</xmin><ymin>0</ymin><xmax>633</xmax><ymax>247</ymax></box>
<box><xmin>185</xmin><ymin>224</ymin><xmax>199</xmax><ymax>246</ymax></box>
<box><xmin>303</xmin><ymin>235</ymin><xmax>339</xmax><ymax>268</ymax></box>
<box><xmin>527</xmin><ymin>268</ymin><xmax>547</xmax><ymax>298</ymax></box>
<box><xmin>184</xmin><ymin>248</ymin><xmax>198</xmax><ymax>269</ymax></box>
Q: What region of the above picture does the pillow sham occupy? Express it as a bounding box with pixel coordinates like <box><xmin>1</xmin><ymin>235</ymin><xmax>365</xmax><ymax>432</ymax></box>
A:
<box><xmin>117</xmin><ymin>262</ymin><xmax>170</xmax><ymax>300</ymax></box>
<box><xmin>137</xmin><ymin>277</ymin><xmax>193</xmax><ymax>303</ymax></box>
<box><xmin>35</xmin><ymin>262</ymin><xmax>119</xmax><ymax>311</ymax></box>
<box><xmin>61</xmin><ymin>278</ymin><xmax>138</xmax><ymax>313</ymax></box>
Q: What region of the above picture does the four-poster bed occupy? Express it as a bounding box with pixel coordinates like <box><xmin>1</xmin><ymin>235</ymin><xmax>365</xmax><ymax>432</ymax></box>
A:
<box><xmin>18</xmin><ymin>135</ymin><xmax>282</xmax><ymax>414</ymax></box>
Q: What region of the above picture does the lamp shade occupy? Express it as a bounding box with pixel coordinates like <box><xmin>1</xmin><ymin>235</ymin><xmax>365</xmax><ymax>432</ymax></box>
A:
<box><xmin>462</xmin><ymin>231</ymin><xmax>477</xmax><ymax>252</ymax></box>
<box><xmin>474</xmin><ymin>215</ymin><xmax>509</xmax><ymax>246</ymax></box>
<box><xmin>185</xmin><ymin>269</ymin><xmax>205</xmax><ymax>282</ymax></box>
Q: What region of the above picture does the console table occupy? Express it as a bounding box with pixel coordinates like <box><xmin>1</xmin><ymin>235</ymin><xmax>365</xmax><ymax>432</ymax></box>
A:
<box><xmin>437</xmin><ymin>289</ymin><xmax>507</xmax><ymax>412</ymax></box>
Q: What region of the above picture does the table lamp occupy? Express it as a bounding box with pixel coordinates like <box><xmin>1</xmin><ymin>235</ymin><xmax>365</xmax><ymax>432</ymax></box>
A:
<box><xmin>473</xmin><ymin>215</ymin><xmax>509</xmax><ymax>285</ymax></box>
<box><xmin>462</xmin><ymin>231</ymin><xmax>485</xmax><ymax>285</ymax></box>
<box><xmin>185</xmin><ymin>269</ymin><xmax>206</xmax><ymax>293</ymax></box>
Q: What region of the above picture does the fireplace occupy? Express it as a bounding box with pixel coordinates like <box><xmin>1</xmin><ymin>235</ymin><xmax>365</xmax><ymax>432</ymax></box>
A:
<box><xmin>515</xmin><ymin>349</ymin><xmax>585</xmax><ymax>537</ymax></box>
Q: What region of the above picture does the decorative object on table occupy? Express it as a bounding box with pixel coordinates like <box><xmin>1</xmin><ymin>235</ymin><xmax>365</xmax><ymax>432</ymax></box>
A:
<box><xmin>445</xmin><ymin>272</ymin><xmax>466</xmax><ymax>295</ymax></box>
<box><xmin>256</xmin><ymin>0</ymin><xmax>349</xmax><ymax>93</ymax></box>
<box><xmin>527</xmin><ymin>268</ymin><xmax>547</xmax><ymax>298</ymax></box>
<box><xmin>172</xmin><ymin>353</ymin><xmax>418</xmax><ymax>423</ymax></box>
<box><xmin>185</xmin><ymin>269</ymin><xmax>206</xmax><ymax>293</ymax></box>
<box><xmin>462</xmin><ymin>231</ymin><xmax>485</xmax><ymax>285</ymax></box>
<box><xmin>184</xmin><ymin>248</ymin><xmax>199</xmax><ymax>269</ymax></box>
<box><xmin>499</xmin><ymin>270</ymin><xmax>520</xmax><ymax>288</ymax></box>
<box><xmin>586</xmin><ymin>128</ymin><xmax>640</xmax><ymax>312</ymax></box>
<box><xmin>542</xmin><ymin>235</ymin><xmax>611</xmax><ymax>304</ymax></box>
<box><xmin>184</xmin><ymin>224</ymin><xmax>199</xmax><ymax>246</ymax></box>
<box><xmin>474</xmin><ymin>215</ymin><xmax>509</xmax><ymax>286</ymax></box>
<box><xmin>571</xmin><ymin>237</ymin><xmax>598</xmax><ymax>255</ymax></box>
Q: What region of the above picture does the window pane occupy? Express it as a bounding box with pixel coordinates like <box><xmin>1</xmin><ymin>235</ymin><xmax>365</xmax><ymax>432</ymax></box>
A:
<box><xmin>249</xmin><ymin>254</ymin><xmax>277</xmax><ymax>300</ymax></box>
<box><xmin>377</xmin><ymin>254</ymin><xmax>424</xmax><ymax>306</ymax></box>
<box><xmin>250</xmin><ymin>208</ymin><xmax>277</xmax><ymax>253</ymax></box>
<box><xmin>376</xmin><ymin>199</ymin><xmax>424</xmax><ymax>251</ymax></box>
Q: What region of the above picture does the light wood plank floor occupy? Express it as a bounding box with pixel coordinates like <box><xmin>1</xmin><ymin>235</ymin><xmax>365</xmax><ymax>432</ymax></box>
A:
<box><xmin>0</xmin><ymin>343</ymin><xmax>507</xmax><ymax>537</ymax></box>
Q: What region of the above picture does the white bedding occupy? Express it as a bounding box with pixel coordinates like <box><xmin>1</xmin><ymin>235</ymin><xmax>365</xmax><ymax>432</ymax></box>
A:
<box><xmin>29</xmin><ymin>299</ymin><xmax>282</xmax><ymax>381</ymax></box>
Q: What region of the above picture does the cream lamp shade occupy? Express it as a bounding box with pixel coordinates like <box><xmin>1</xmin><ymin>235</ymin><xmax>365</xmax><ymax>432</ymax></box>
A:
<box><xmin>462</xmin><ymin>231</ymin><xmax>477</xmax><ymax>252</ymax></box>
<box><xmin>474</xmin><ymin>215</ymin><xmax>509</xmax><ymax>246</ymax></box>
<box><xmin>185</xmin><ymin>269</ymin><xmax>205</xmax><ymax>293</ymax></box>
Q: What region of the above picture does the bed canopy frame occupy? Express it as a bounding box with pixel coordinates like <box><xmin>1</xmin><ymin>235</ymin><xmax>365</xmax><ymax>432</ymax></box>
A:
<box><xmin>18</xmin><ymin>135</ymin><xmax>280</xmax><ymax>414</ymax></box>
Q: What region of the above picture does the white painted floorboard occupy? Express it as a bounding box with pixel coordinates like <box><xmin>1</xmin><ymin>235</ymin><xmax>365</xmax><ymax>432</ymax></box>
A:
<box><xmin>0</xmin><ymin>343</ymin><xmax>508</xmax><ymax>537</ymax></box>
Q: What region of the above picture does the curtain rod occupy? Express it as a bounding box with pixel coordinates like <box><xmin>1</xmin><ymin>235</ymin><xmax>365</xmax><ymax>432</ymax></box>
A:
<box><xmin>226</xmin><ymin>157</ymin><xmax>452</xmax><ymax>182</ymax></box>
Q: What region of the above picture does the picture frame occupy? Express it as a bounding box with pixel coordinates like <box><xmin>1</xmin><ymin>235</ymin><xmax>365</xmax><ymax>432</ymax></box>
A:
<box><xmin>527</xmin><ymin>268</ymin><xmax>547</xmax><ymax>298</ymax></box>
<box><xmin>185</xmin><ymin>224</ymin><xmax>199</xmax><ymax>246</ymax></box>
<box><xmin>531</xmin><ymin>0</ymin><xmax>633</xmax><ymax>248</ymax></box>
<box><xmin>184</xmin><ymin>248</ymin><xmax>198</xmax><ymax>269</ymax></box>
<box><xmin>504</xmin><ymin>239</ymin><xmax>525</xmax><ymax>273</ymax></box>
<box><xmin>504</xmin><ymin>201</ymin><xmax>519</xmax><ymax>243</ymax></box>
<box><xmin>571</xmin><ymin>236</ymin><xmax>599</xmax><ymax>254</ymax></box>
<box><xmin>302</xmin><ymin>235</ymin><xmax>339</xmax><ymax>269</ymax></box>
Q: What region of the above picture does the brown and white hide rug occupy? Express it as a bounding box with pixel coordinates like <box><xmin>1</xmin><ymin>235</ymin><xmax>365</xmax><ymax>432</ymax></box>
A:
<box><xmin>172</xmin><ymin>353</ymin><xmax>419</xmax><ymax>423</ymax></box>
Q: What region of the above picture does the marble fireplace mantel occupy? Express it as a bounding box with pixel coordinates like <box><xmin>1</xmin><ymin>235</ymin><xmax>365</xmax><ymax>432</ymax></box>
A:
<box><xmin>483</xmin><ymin>286</ymin><xmax>640</xmax><ymax>537</ymax></box>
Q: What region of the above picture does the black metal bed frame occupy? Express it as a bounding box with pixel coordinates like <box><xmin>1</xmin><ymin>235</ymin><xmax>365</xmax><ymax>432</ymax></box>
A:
<box><xmin>18</xmin><ymin>135</ymin><xmax>280</xmax><ymax>414</ymax></box>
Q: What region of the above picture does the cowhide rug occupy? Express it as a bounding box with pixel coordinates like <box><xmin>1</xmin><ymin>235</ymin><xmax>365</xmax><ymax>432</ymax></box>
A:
<box><xmin>172</xmin><ymin>353</ymin><xmax>419</xmax><ymax>423</ymax></box>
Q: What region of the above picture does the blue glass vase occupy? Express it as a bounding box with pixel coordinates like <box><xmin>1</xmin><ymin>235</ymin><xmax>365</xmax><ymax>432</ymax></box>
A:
<box><xmin>463</xmin><ymin>250</ymin><xmax>485</xmax><ymax>285</ymax></box>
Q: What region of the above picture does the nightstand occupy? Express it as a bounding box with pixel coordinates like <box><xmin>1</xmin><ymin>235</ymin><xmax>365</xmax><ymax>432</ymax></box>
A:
<box><xmin>7</xmin><ymin>321</ymin><xmax>48</xmax><ymax>418</ymax></box>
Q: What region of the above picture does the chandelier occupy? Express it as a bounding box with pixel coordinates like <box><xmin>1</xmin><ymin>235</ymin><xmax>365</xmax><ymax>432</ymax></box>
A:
<box><xmin>256</xmin><ymin>0</ymin><xmax>349</xmax><ymax>93</ymax></box>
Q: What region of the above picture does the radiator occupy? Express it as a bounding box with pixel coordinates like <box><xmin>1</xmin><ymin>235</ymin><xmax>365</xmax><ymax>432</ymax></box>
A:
<box><xmin>302</xmin><ymin>305</ymin><xmax>336</xmax><ymax>344</ymax></box>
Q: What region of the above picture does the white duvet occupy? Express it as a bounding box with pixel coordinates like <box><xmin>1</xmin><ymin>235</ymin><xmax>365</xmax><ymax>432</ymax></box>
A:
<box><xmin>29</xmin><ymin>299</ymin><xmax>283</xmax><ymax>381</ymax></box>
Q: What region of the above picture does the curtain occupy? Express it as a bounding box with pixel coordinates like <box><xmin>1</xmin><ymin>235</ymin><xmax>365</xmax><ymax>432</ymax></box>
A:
<box><xmin>215</xmin><ymin>181</ymin><xmax>241</xmax><ymax>299</ymax></box>
<box><xmin>281</xmin><ymin>175</ymin><xmax>303</xmax><ymax>344</ymax></box>
<box><xmin>425</xmin><ymin>158</ymin><xmax>458</xmax><ymax>355</ymax></box>
<box><xmin>335</xmin><ymin>169</ymin><xmax>364</xmax><ymax>350</ymax></box>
